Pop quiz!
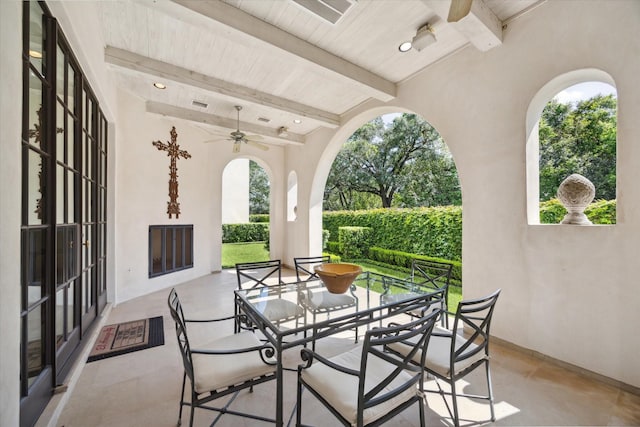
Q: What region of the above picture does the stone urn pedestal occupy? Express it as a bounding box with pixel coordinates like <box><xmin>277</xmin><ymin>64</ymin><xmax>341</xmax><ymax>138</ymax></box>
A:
<box><xmin>557</xmin><ymin>174</ymin><xmax>595</xmax><ymax>225</ymax></box>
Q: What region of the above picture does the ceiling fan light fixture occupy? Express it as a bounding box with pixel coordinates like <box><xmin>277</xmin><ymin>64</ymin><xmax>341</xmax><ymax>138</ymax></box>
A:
<box><xmin>411</xmin><ymin>23</ymin><xmax>436</xmax><ymax>51</ymax></box>
<box><xmin>278</xmin><ymin>126</ymin><xmax>289</xmax><ymax>137</ymax></box>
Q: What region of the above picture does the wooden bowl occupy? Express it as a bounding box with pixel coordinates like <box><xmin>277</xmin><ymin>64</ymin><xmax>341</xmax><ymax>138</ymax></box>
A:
<box><xmin>314</xmin><ymin>263</ymin><xmax>362</xmax><ymax>294</ymax></box>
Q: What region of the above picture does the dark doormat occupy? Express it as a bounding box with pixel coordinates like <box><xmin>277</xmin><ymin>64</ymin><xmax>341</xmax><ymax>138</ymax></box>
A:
<box><xmin>87</xmin><ymin>316</ymin><xmax>164</xmax><ymax>362</ymax></box>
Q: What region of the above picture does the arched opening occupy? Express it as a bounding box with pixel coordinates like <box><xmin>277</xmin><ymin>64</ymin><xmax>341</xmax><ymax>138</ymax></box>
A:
<box><xmin>221</xmin><ymin>158</ymin><xmax>272</xmax><ymax>267</ymax></box>
<box><xmin>526</xmin><ymin>69</ymin><xmax>617</xmax><ymax>225</ymax></box>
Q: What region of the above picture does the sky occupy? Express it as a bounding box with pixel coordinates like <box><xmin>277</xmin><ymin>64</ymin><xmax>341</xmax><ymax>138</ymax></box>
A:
<box><xmin>554</xmin><ymin>81</ymin><xmax>617</xmax><ymax>104</ymax></box>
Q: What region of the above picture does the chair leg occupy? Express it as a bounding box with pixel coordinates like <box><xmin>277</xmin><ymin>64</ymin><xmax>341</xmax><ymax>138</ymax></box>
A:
<box><xmin>296</xmin><ymin>376</ymin><xmax>303</xmax><ymax>426</ymax></box>
<box><xmin>178</xmin><ymin>372</ymin><xmax>187</xmax><ymax>424</ymax></box>
<box><xmin>189</xmin><ymin>393</ymin><xmax>196</xmax><ymax>427</ymax></box>
<box><xmin>450</xmin><ymin>379</ymin><xmax>460</xmax><ymax>427</ymax></box>
<box><xmin>419</xmin><ymin>395</ymin><xmax>426</xmax><ymax>427</ymax></box>
<box><xmin>486</xmin><ymin>361</ymin><xmax>496</xmax><ymax>422</ymax></box>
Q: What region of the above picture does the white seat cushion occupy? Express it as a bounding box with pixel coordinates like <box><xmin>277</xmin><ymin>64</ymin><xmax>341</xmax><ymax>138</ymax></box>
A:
<box><xmin>305</xmin><ymin>290</ymin><xmax>356</xmax><ymax>310</ymax></box>
<box><xmin>191</xmin><ymin>331</ymin><xmax>275</xmax><ymax>394</ymax></box>
<box><xmin>301</xmin><ymin>346</ymin><xmax>418</xmax><ymax>425</ymax></box>
<box><xmin>253</xmin><ymin>298</ymin><xmax>304</xmax><ymax>322</ymax></box>
<box><xmin>387</xmin><ymin>326</ymin><xmax>486</xmax><ymax>377</ymax></box>
<box><xmin>380</xmin><ymin>292</ymin><xmax>440</xmax><ymax>317</ymax></box>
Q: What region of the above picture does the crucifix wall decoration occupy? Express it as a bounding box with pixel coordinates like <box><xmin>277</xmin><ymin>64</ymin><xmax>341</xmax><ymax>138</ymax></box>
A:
<box><xmin>152</xmin><ymin>126</ymin><xmax>191</xmax><ymax>219</ymax></box>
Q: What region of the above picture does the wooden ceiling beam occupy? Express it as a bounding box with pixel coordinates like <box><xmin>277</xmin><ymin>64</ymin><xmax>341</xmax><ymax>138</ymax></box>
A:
<box><xmin>105</xmin><ymin>46</ymin><xmax>340</xmax><ymax>129</ymax></box>
<box><xmin>146</xmin><ymin>101</ymin><xmax>305</xmax><ymax>146</ymax></box>
<box><xmin>172</xmin><ymin>0</ymin><xmax>397</xmax><ymax>102</ymax></box>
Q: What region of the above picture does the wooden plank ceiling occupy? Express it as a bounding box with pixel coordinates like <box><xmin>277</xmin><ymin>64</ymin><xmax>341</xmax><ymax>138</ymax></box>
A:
<box><xmin>99</xmin><ymin>0</ymin><xmax>543</xmax><ymax>148</ymax></box>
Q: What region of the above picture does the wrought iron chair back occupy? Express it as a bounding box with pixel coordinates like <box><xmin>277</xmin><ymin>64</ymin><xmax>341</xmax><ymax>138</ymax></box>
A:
<box><xmin>167</xmin><ymin>288</ymin><xmax>278</xmax><ymax>426</ymax></box>
<box><xmin>296</xmin><ymin>309</ymin><xmax>440</xmax><ymax>427</ymax></box>
<box><xmin>235</xmin><ymin>259</ymin><xmax>283</xmax><ymax>290</ymax></box>
<box><xmin>409</xmin><ymin>259</ymin><xmax>454</xmax><ymax>327</ymax></box>
<box><xmin>427</xmin><ymin>288</ymin><xmax>501</xmax><ymax>427</ymax></box>
<box><xmin>294</xmin><ymin>255</ymin><xmax>330</xmax><ymax>282</ymax></box>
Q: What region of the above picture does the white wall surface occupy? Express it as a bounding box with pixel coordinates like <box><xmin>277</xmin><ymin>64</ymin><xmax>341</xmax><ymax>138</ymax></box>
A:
<box><xmin>288</xmin><ymin>0</ymin><xmax>640</xmax><ymax>387</ymax></box>
<box><xmin>0</xmin><ymin>2</ymin><xmax>24</xmax><ymax>425</ymax></box>
<box><xmin>222</xmin><ymin>159</ymin><xmax>249</xmax><ymax>224</ymax></box>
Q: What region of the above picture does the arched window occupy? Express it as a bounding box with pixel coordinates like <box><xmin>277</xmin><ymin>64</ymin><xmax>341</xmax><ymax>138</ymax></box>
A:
<box><xmin>526</xmin><ymin>70</ymin><xmax>617</xmax><ymax>225</ymax></box>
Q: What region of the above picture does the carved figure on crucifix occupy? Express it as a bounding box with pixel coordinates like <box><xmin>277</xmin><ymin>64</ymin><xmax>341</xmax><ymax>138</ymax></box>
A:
<box><xmin>152</xmin><ymin>126</ymin><xmax>191</xmax><ymax>218</ymax></box>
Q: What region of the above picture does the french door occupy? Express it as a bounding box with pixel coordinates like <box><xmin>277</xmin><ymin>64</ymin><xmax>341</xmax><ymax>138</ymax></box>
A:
<box><xmin>20</xmin><ymin>2</ymin><xmax>108</xmax><ymax>425</ymax></box>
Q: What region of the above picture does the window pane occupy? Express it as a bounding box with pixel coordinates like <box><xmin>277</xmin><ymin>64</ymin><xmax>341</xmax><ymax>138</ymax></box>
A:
<box><xmin>56</xmin><ymin>227</ymin><xmax>66</xmax><ymax>284</ymax></box>
<box><xmin>68</xmin><ymin>226</ymin><xmax>78</xmax><ymax>279</ymax></box>
<box><xmin>67</xmin><ymin>112</ymin><xmax>75</xmax><ymax>169</ymax></box>
<box><xmin>26</xmin><ymin>229</ymin><xmax>45</xmax><ymax>305</ymax></box>
<box><xmin>56</xmin><ymin>45</ymin><xmax>65</xmax><ymax>101</ymax></box>
<box><xmin>185</xmin><ymin>227</ymin><xmax>193</xmax><ymax>266</ymax></box>
<box><xmin>175</xmin><ymin>228</ymin><xmax>183</xmax><ymax>269</ymax></box>
<box><xmin>67</xmin><ymin>170</ymin><xmax>75</xmax><ymax>223</ymax></box>
<box><xmin>27</xmin><ymin>74</ymin><xmax>43</xmax><ymax>150</ymax></box>
<box><xmin>151</xmin><ymin>228</ymin><xmax>162</xmax><ymax>275</ymax></box>
<box><xmin>28</xmin><ymin>1</ymin><xmax>44</xmax><ymax>74</ymax></box>
<box><xmin>68</xmin><ymin>65</ymin><xmax>75</xmax><ymax>113</ymax></box>
<box><xmin>67</xmin><ymin>284</ymin><xmax>74</xmax><ymax>335</ymax></box>
<box><xmin>55</xmin><ymin>288</ymin><xmax>65</xmax><ymax>347</ymax></box>
<box><xmin>26</xmin><ymin>306</ymin><xmax>44</xmax><ymax>386</ymax></box>
<box><xmin>165</xmin><ymin>229</ymin><xmax>173</xmax><ymax>271</ymax></box>
<box><xmin>56</xmin><ymin>101</ymin><xmax>65</xmax><ymax>162</ymax></box>
<box><xmin>56</xmin><ymin>165</ymin><xmax>64</xmax><ymax>224</ymax></box>
<box><xmin>27</xmin><ymin>149</ymin><xmax>45</xmax><ymax>225</ymax></box>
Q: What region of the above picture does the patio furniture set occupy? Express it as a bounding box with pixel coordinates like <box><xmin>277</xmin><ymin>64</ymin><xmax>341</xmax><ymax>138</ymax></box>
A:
<box><xmin>167</xmin><ymin>257</ymin><xmax>501</xmax><ymax>427</ymax></box>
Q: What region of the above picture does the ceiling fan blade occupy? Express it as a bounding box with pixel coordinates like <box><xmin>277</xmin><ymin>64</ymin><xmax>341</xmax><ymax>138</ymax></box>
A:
<box><xmin>244</xmin><ymin>134</ymin><xmax>263</xmax><ymax>141</ymax></box>
<box><xmin>247</xmin><ymin>140</ymin><xmax>269</xmax><ymax>151</ymax></box>
<box><xmin>448</xmin><ymin>0</ymin><xmax>473</xmax><ymax>22</ymax></box>
<box><xmin>203</xmin><ymin>138</ymin><xmax>229</xmax><ymax>143</ymax></box>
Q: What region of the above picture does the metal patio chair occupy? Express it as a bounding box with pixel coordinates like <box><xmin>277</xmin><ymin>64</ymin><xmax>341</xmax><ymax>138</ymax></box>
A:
<box><xmin>167</xmin><ymin>288</ymin><xmax>277</xmax><ymax>426</ymax></box>
<box><xmin>381</xmin><ymin>259</ymin><xmax>453</xmax><ymax>327</ymax></box>
<box><xmin>295</xmin><ymin>309</ymin><xmax>440</xmax><ymax>427</ymax></box>
<box><xmin>294</xmin><ymin>256</ymin><xmax>359</xmax><ymax>349</ymax></box>
<box><xmin>387</xmin><ymin>289</ymin><xmax>501</xmax><ymax>427</ymax></box>
<box><xmin>235</xmin><ymin>259</ymin><xmax>305</xmax><ymax>333</ymax></box>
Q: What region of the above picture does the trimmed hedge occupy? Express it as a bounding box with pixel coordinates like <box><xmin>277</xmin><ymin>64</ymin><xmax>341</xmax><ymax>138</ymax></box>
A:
<box><xmin>368</xmin><ymin>247</ymin><xmax>462</xmax><ymax>284</ymax></box>
<box><xmin>324</xmin><ymin>206</ymin><xmax>463</xmax><ymax>262</ymax></box>
<box><xmin>540</xmin><ymin>198</ymin><xmax>616</xmax><ymax>224</ymax></box>
<box><xmin>222</xmin><ymin>223</ymin><xmax>269</xmax><ymax>243</ymax></box>
<box><xmin>338</xmin><ymin>226</ymin><xmax>372</xmax><ymax>259</ymax></box>
<box><xmin>249</xmin><ymin>214</ymin><xmax>269</xmax><ymax>223</ymax></box>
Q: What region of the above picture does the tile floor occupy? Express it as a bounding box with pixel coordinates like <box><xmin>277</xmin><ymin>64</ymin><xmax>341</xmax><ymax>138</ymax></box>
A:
<box><xmin>48</xmin><ymin>270</ymin><xmax>640</xmax><ymax>427</ymax></box>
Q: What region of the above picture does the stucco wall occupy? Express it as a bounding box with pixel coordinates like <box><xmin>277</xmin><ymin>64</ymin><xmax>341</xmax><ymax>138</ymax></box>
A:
<box><xmin>289</xmin><ymin>0</ymin><xmax>640</xmax><ymax>387</ymax></box>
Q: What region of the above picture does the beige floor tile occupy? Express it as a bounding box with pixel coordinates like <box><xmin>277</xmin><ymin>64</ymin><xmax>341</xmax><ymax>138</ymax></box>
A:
<box><xmin>53</xmin><ymin>271</ymin><xmax>639</xmax><ymax>427</ymax></box>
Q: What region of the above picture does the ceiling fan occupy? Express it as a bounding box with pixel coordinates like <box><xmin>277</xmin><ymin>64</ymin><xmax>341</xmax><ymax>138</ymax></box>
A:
<box><xmin>204</xmin><ymin>105</ymin><xmax>269</xmax><ymax>153</ymax></box>
<box><xmin>448</xmin><ymin>0</ymin><xmax>473</xmax><ymax>22</ymax></box>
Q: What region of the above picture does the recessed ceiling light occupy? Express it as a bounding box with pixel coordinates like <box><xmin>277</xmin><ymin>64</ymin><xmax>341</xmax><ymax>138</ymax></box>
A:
<box><xmin>153</xmin><ymin>82</ymin><xmax>167</xmax><ymax>89</ymax></box>
<box><xmin>398</xmin><ymin>42</ymin><xmax>412</xmax><ymax>52</ymax></box>
<box><xmin>29</xmin><ymin>50</ymin><xmax>42</xmax><ymax>59</ymax></box>
<box><xmin>293</xmin><ymin>119</ymin><xmax>302</xmax><ymax>124</ymax></box>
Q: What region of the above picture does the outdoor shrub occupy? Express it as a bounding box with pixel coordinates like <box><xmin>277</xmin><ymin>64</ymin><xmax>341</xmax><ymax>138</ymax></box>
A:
<box><xmin>326</xmin><ymin>241</ymin><xmax>343</xmax><ymax>255</ymax></box>
<box><xmin>338</xmin><ymin>226</ymin><xmax>372</xmax><ymax>259</ymax></box>
<box><xmin>539</xmin><ymin>198</ymin><xmax>616</xmax><ymax>224</ymax></box>
<box><xmin>324</xmin><ymin>206</ymin><xmax>462</xmax><ymax>261</ymax></box>
<box><xmin>368</xmin><ymin>247</ymin><xmax>462</xmax><ymax>284</ymax></box>
<box><xmin>222</xmin><ymin>223</ymin><xmax>269</xmax><ymax>243</ymax></box>
<box><xmin>249</xmin><ymin>214</ymin><xmax>270</xmax><ymax>223</ymax></box>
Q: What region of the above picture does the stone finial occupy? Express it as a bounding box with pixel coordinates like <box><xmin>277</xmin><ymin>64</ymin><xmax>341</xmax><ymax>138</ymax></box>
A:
<box><xmin>557</xmin><ymin>173</ymin><xmax>595</xmax><ymax>225</ymax></box>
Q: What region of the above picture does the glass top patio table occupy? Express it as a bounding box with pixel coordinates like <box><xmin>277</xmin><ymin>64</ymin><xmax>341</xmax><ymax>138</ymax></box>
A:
<box><xmin>234</xmin><ymin>271</ymin><xmax>443</xmax><ymax>426</ymax></box>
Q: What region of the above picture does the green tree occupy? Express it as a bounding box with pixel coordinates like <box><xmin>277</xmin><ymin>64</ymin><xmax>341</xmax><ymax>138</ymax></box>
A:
<box><xmin>539</xmin><ymin>94</ymin><xmax>617</xmax><ymax>201</ymax></box>
<box><xmin>249</xmin><ymin>160</ymin><xmax>269</xmax><ymax>214</ymax></box>
<box><xmin>324</xmin><ymin>114</ymin><xmax>460</xmax><ymax>209</ymax></box>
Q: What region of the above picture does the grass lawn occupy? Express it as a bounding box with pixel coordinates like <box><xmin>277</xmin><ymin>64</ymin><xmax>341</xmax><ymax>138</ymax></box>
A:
<box><xmin>221</xmin><ymin>242</ymin><xmax>269</xmax><ymax>268</ymax></box>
